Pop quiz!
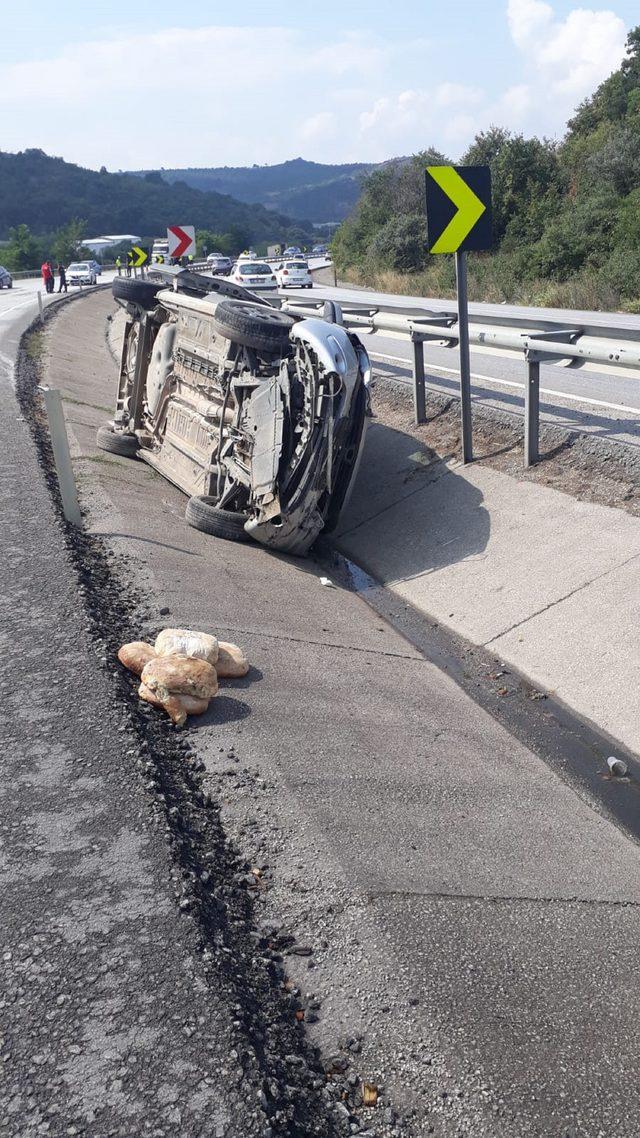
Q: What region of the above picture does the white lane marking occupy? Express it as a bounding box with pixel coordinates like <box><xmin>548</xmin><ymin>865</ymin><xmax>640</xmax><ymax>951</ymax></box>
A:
<box><xmin>0</xmin><ymin>297</ymin><xmax>38</xmax><ymax>318</ymax></box>
<box><xmin>369</xmin><ymin>352</ymin><xmax>640</xmax><ymax>417</ymax></box>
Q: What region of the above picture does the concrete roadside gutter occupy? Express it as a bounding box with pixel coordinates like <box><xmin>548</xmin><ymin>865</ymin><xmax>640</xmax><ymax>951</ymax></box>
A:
<box><xmin>335</xmin><ymin>408</ymin><xmax>640</xmax><ymax>757</ymax></box>
<box><xmin>7</xmin><ymin>287</ymin><xmax>640</xmax><ymax>1138</ymax></box>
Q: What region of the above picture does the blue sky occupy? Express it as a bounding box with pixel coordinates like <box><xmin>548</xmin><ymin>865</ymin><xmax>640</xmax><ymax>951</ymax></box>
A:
<box><xmin>1</xmin><ymin>1</ymin><xmax>638</xmax><ymax>169</ymax></box>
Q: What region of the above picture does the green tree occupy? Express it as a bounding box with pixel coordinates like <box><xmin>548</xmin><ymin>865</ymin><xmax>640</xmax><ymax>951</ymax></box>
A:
<box><xmin>2</xmin><ymin>224</ymin><xmax>44</xmax><ymax>271</ymax></box>
<box><xmin>51</xmin><ymin>218</ymin><xmax>89</xmax><ymax>264</ymax></box>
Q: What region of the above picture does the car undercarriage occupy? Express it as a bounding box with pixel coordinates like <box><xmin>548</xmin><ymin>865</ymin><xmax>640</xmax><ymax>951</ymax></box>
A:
<box><xmin>97</xmin><ymin>268</ymin><xmax>370</xmax><ymax>555</ymax></box>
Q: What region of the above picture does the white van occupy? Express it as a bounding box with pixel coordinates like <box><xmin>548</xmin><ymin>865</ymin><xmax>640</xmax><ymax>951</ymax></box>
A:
<box><xmin>151</xmin><ymin>239</ymin><xmax>170</xmax><ymax>263</ymax></box>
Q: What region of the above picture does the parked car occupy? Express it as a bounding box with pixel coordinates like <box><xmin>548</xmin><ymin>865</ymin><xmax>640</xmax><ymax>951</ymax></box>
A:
<box><xmin>96</xmin><ymin>269</ymin><xmax>371</xmax><ymax>556</ymax></box>
<box><xmin>0</xmin><ymin>265</ymin><xmax>13</xmax><ymax>289</ymax></box>
<box><xmin>275</xmin><ymin>260</ymin><xmax>312</xmax><ymax>289</ymax></box>
<box><xmin>67</xmin><ymin>262</ymin><xmax>97</xmax><ymax>286</ymax></box>
<box><xmin>230</xmin><ymin>261</ymin><xmax>278</xmax><ymax>291</ymax></box>
<box><xmin>206</xmin><ymin>254</ymin><xmax>233</xmax><ymax>275</ymax></box>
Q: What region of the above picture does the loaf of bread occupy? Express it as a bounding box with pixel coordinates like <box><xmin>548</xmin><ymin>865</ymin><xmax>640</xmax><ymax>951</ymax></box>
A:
<box><xmin>138</xmin><ymin>682</ymin><xmax>209</xmax><ymax>727</ymax></box>
<box><xmin>141</xmin><ymin>656</ymin><xmax>219</xmax><ymax>702</ymax></box>
<box><xmin>216</xmin><ymin>641</ymin><xmax>250</xmax><ymax>678</ymax></box>
<box><xmin>118</xmin><ymin>641</ymin><xmax>157</xmax><ymax>677</ymax></box>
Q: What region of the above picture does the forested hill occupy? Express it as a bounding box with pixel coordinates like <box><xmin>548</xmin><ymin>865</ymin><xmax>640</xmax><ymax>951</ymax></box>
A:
<box><xmin>333</xmin><ymin>26</ymin><xmax>640</xmax><ymax>312</ymax></box>
<box><xmin>132</xmin><ymin>158</ymin><xmax>377</xmax><ymax>223</ymax></box>
<box><xmin>0</xmin><ymin>149</ymin><xmax>310</xmax><ymax>242</ymax></box>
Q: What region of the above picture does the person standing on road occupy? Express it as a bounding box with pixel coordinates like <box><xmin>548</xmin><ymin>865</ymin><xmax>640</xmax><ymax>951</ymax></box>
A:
<box><xmin>115</xmin><ymin>256</ymin><xmax>122</xmax><ymax>276</ymax></box>
<box><xmin>41</xmin><ymin>261</ymin><xmax>53</xmax><ymax>294</ymax></box>
<box><xmin>47</xmin><ymin>261</ymin><xmax>55</xmax><ymax>293</ymax></box>
<box><xmin>57</xmin><ymin>263</ymin><xmax>67</xmax><ymax>294</ymax></box>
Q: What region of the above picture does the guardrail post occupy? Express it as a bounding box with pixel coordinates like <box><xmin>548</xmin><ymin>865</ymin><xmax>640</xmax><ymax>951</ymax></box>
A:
<box><xmin>38</xmin><ymin>386</ymin><xmax>82</xmax><ymax>527</ymax></box>
<box><xmin>323</xmin><ymin>300</ymin><xmax>343</xmax><ymax>325</ymax></box>
<box><xmin>524</xmin><ymin>358</ymin><xmax>540</xmax><ymax>467</ymax></box>
<box><xmin>412</xmin><ymin>337</ymin><xmax>426</xmax><ymax>424</ymax></box>
<box><xmin>37</xmin><ymin>291</ymin><xmax>44</xmax><ymax>326</ymax></box>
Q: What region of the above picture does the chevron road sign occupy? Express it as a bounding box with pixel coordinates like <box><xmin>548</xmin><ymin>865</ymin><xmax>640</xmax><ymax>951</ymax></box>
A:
<box><xmin>128</xmin><ymin>245</ymin><xmax>148</xmax><ymax>268</ymax></box>
<box><xmin>167</xmin><ymin>225</ymin><xmax>196</xmax><ymax>260</ymax></box>
<box><xmin>423</xmin><ymin>166</ymin><xmax>492</xmax><ymax>465</ymax></box>
<box><xmin>425</xmin><ymin>165</ymin><xmax>492</xmax><ymax>254</ymax></box>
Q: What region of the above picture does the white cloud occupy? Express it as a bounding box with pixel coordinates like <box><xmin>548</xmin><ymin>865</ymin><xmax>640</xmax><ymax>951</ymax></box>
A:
<box><xmin>357</xmin><ymin>84</ymin><xmax>486</xmax><ymax>156</ymax></box>
<box><xmin>507</xmin><ymin>0</ymin><xmax>626</xmax><ymax>101</ymax></box>
<box><xmin>434</xmin><ymin>83</ymin><xmax>485</xmax><ymax>109</ymax></box>
<box><xmin>299</xmin><ymin>112</ymin><xmax>336</xmax><ymax>142</ymax></box>
<box><xmin>0</xmin><ymin>24</ymin><xmax>398</xmax><ymax>168</ymax></box>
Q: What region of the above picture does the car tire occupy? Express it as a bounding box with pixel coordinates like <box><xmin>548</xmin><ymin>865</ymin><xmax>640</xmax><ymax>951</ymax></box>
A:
<box><xmin>212</xmin><ymin>300</ymin><xmax>294</xmax><ymax>353</ymax></box>
<box><xmin>96</xmin><ymin>423</ymin><xmax>140</xmax><ymax>458</ymax></box>
<box><xmin>112</xmin><ymin>277</ymin><xmax>162</xmax><ymax>309</ymax></box>
<box><xmin>185</xmin><ymin>496</ymin><xmax>250</xmax><ymax>541</ymax></box>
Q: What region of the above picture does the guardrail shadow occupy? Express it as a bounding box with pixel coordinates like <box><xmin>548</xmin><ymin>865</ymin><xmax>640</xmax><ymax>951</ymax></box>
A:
<box><xmin>334</xmin><ymin>418</ymin><xmax>490</xmax><ymax>582</ymax></box>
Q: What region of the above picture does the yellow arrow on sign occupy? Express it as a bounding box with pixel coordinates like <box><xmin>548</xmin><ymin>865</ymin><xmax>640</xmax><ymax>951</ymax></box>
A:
<box><xmin>131</xmin><ymin>245</ymin><xmax>148</xmax><ymax>267</ymax></box>
<box><xmin>427</xmin><ymin>166</ymin><xmax>487</xmax><ymax>254</ymax></box>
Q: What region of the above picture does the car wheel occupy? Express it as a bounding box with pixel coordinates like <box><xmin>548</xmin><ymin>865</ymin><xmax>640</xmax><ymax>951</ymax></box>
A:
<box><xmin>96</xmin><ymin>423</ymin><xmax>140</xmax><ymax>458</ymax></box>
<box><xmin>211</xmin><ymin>299</ymin><xmax>294</xmax><ymax>353</ymax></box>
<box><xmin>185</xmin><ymin>496</ymin><xmax>250</xmax><ymax>542</ymax></box>
<box><xmin>112</xmin><ymin>277</ymin><xmax>162</xmax><ymax>309</ymax></box>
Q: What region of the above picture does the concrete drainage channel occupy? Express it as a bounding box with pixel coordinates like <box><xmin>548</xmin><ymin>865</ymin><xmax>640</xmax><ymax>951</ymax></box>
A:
<box><xmin>15</xmin><ymin>310</ymin><xmax>382</xmax><ymax>1138</ymax></box>
<box><xmin>320</xmin><ymin>547</ymin><xmax>640</xmax><ymax>847</ymax></box>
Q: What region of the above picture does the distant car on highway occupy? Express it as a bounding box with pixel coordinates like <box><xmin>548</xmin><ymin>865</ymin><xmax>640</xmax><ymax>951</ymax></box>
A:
<box><xmin>312</xmin><ymin>244</ymin><xmax>330</xmax><ymax>257</ymax></box>
<box><xmin>206</xmin><ymin>254</ymin><xmax>233</xmax><ymax>275</ymax></box>
<box><xmin>230</xmin><ymin>261</ymin><xmax>278</xmax><ymax>291</ymax></box>
<box><xmin>0</xmin><ymin>265</ymin><xmax>13</xmax><ymax>289</ymax></box>
<box><xmin>282</xmin><ymin>246</ymin><xmax>303</xmax><ymax>258</ymax></box>
<box><xmin>237</xmin><ymin>249</ymin><xmax>257</xmax><ymax>262</ymax></box>
<box><xmin>67</xmin><ymin>262</ymin><xmax>97</xmax><ymax>286</ymax></box>
<box><xmin>275</xmin><ymin>260</ymin><xmax>312</xmax><ymax>289</ymax></box>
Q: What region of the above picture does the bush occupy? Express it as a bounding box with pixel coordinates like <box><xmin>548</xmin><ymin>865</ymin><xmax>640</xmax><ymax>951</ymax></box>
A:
<box><xmin>599</xmin><ymin>248</ymin><xmax>640</xmax><ymax>301</ymax></box>
<box><xmin>368</xmin><ymin>215</ymin><xmax>427</xmax><ymax>272</ymax></box>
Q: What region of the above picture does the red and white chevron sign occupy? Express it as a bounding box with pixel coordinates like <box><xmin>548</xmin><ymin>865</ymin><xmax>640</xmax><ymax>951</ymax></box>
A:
<box><xmin>167</xmin><ymin>225</ymin><xmax>195</xmax><ymax>259</ymax></box>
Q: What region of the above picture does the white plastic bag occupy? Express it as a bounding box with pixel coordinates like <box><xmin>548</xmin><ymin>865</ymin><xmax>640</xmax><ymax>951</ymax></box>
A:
<box><xmin>154</xmin><ymin>627</ymin><xmax>219</xmax><ymax>665</ymax></box>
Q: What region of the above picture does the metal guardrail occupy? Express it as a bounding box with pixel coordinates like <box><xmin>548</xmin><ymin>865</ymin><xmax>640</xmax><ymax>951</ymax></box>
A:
<box><xmin>277</xmin><ymin>292</ymin><xmax>640</xmax><ymax>467</ymax></box>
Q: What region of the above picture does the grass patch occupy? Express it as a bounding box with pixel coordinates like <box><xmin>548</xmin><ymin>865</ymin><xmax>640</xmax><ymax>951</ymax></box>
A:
<box><xmin>24</xmin><ymin>330</ymin><xmax>46</xmax><ymax>362</ymax></box>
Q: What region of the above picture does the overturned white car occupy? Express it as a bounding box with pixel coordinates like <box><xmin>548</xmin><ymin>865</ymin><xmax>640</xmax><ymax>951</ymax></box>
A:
<box><xmin>97</xmin><ymin>268</ymin><xmax>370</xmax><ymax>556</ymax></box>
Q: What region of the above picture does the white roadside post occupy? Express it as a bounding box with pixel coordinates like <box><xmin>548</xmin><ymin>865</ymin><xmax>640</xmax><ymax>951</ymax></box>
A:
<box><xmin>38</xmin><ymin>385</ymin><xmax>82</xmax><ymax>527</ymax></box>
<box><xmin>37</xmin><ymin>291</ymin><xmax>44</xmax><ymax>326</ymax></box>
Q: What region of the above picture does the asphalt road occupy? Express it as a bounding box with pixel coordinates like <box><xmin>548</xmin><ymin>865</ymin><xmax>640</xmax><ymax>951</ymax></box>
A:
<box><xmin>304</xmin><ymin>282</ymin><xmax>640</xmax><ymax>449</ymax></box>
<box><xmin>0</xmin><ymin>290</ymin><xmax>345</xmax><ymax>1138</ymax></box>
<box><xmin>14</xmin><ymin>286</ymin><xmax>640</xmax><ymax>1137</ymax></box>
